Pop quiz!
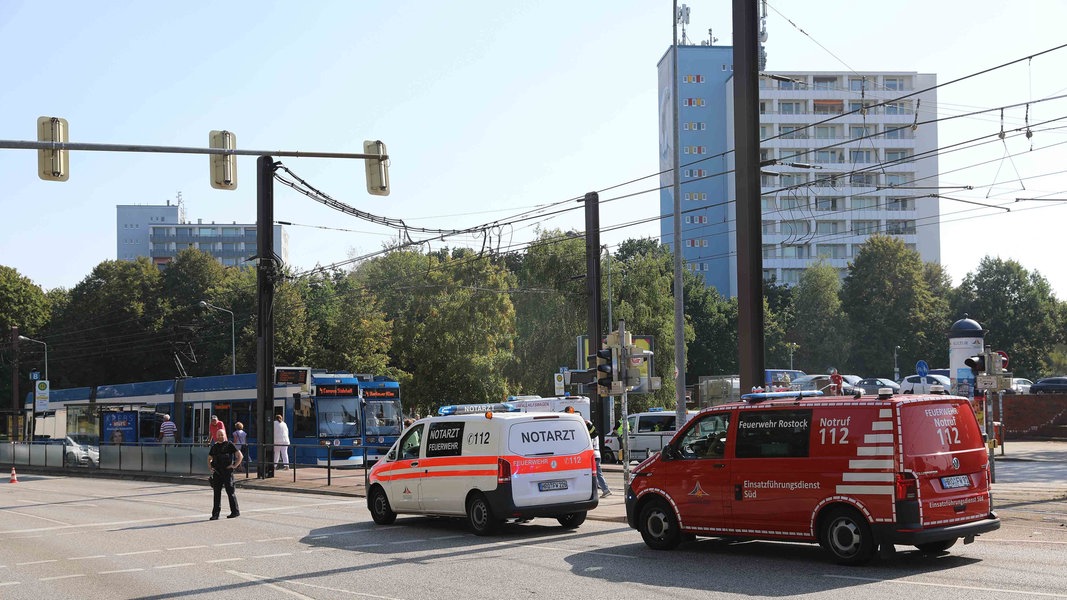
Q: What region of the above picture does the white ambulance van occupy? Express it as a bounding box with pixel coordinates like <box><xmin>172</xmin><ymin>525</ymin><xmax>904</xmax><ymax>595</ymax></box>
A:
<box><xmin>368</xmin><ymin>411</ymin><xmax>598</xmax><ymax>535</ymax></box>
<box><xmin>626</xmin><ymin>389</ymin><xmax>1000</xmax><ymax>565</ymax></box>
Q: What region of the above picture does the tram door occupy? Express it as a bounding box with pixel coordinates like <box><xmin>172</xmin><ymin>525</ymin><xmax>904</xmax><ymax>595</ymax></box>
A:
<box><xmin>214</xmin><ymin>404</ymin><xmax>232</xmax><ymax>442</ymax></box>
<box><xmin>186</xmin><ymin>404</ymin><xmax>214</xmax><ymax>444</ymax></box>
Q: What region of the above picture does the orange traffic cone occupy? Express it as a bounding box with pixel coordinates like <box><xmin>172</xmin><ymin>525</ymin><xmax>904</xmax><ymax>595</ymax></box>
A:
<box><xmin>9</xmin><ymin>467</ymin><xmax>17</xmax><ymax>483</ymax></box>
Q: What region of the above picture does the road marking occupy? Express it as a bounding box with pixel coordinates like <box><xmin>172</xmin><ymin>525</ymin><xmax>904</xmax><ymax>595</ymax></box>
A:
<box><xmin>213</xmin><ymin>541</ymin><xmax>246</xmax><ymax>547</ymax></box>
<box><xmin>206</xmin><ymin>558</ymin><xmax>244</xmax><ymax>564</ymax></box>
<box><xmin>255</xmin><ymin>537</ymin><xmax>294</xmax><ymax>543</ymax></box>
<box><xmin>825</xmin><ymin>575</ymin><xmax>1067</xmax><ymax>598</ymax></box>
<box><xmin>2</xmin><ymin>510</ymin><xmax>71</xmax><ymax>526</ymax></box>
<box><xmin>16</xmin><ymin>560</ymin><xmax>58</xmax><ymax>566</ymax></box>
<box><xmin>100</xmin><ymin>568</ymin><xmax>144</xmax><ymax>574</ymax></box>
<box><xmin>229</xmin><ymin>570</ymin><xmax>404</xmax><ymax>600</ymax></box>
<box><xmin>68</xmin><ymin>555</ymin><xmax>107</xmax><ymax>560</ymax></box>
<box><xmin>116</xmin><ymin>550</ymin><xmax>161</xmax><ymax>556</ymax></box>
<box><xmin>432</xmin><ymin>535</ymin><xmax>467</xmax><ymax>540</ymax></box>
<box><xmin>40</xmin><ymin>574</ymin><xmax>86</xmax><ymax>581</ymax></box>
<box><xmin>251</xmin><ymin>553</ymin><xmax>293</xmax><ymax>559</ymax></box>
<box><xmin>0</xmin><ymin>581</ymin><xmax>20</xmax><ymax>587</ymax></box>
<box><xmin>389</xmin><ymin>539</ymin><xmax>425</xmax><ymax>545</ymax></box>
<box><xmin>167</xmin><ymin>545</ymin><xmax>208</xmax><ymax>551</ymax></box>
<box><xmin>154</xmin><ymin>563</ymin><xmax>195</xmax><ymax>569</ymax></box>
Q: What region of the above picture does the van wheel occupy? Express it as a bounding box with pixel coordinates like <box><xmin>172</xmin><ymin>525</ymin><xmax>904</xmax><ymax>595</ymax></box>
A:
<box><xmin>821</xmin><ymin>507</ymin><xmax>875</xmax><ymax>565</ymax></box>
<box><xmin>638</xmin><ymin>498</ymin><xmax>681</xmax><ymax>550</ymax></box>
<box><xmin>368</xmin><ymin>486</ymin><xmax>397</xmax><ymax>525</ymax></box>
<box><xmin>557</xmin><ymin>511</ymin><xmax>587</xmax><ymax>529</ymax></box>
<box><xmin>467</xmin><ymin>494</ymin><xmax>499</xmax><ymax>536</ymax></box>
<box><xmin>916</xmin><ymin>539</ymin><xmax>956</xmax><ymax>554</ymax></box>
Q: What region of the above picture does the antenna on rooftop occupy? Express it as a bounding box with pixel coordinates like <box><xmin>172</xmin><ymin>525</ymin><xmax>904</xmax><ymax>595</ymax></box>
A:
<box><xmin>677</xmin><ymin>4</ymin><xmax>690</xmax><ymax>45</ymax></box>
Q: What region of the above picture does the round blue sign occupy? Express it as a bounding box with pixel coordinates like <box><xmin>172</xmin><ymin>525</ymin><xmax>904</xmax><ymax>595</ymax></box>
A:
<box><xmin>916</xmin><ymin>360</ymin><xmax>929</xmax><ymax>377</ymax></box>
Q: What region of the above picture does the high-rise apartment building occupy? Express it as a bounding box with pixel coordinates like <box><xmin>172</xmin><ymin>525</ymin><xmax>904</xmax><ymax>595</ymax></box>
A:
<box><xmin>117</xmin><ymin>200</ymin><xmax>288</xmax><ymax>268</ymax></box>
<box><xmin>658</xmin><ymin>44</ymin><xmax>939</xmax><ymax>297</ymax></box>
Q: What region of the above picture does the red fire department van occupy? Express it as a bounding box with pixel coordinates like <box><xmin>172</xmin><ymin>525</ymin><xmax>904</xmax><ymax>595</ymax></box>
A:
<box><xmin>625</xmin><ymin>389</ymin><xmax>1000</xmax><ymax>564</ymax></box>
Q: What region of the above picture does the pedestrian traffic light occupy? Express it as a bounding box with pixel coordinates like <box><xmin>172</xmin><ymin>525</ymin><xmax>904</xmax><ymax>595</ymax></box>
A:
<box><xmin>37</xmin><ymin>116</ymin><xmax>69</xmax><ymax>182</ymax></box>
<box><xmin>964</xmin><ymin>355</ymin><xmax>985</xmax><ymax>376</ymax></box>
<box><xmin>596</xmin><ymin>346</ymin><xmax>617</xmax><ymax>397</ymax></box>
<box><xmin>209</xmin><ymin>130</ymin><xmax>237</xmax><ymax>190</ymax></box>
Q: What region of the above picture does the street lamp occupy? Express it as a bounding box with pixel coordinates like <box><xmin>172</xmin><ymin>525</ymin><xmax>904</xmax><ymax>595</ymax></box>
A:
<box><xmin>894</xmin><ymin>345</ymin><xmax>901</xmax><ymax>382</ymax></box>
<box><xmin>18</xmin><ymin>335</ymin><xmax>47</xmax><ymax>380</ymax></box>
<box><xmin>787</xmin><ymin>343</ymin><xmax>798</xmax><ymax>370</ymax></box>
<box><xmin>200</xmin><ymin>300</ymin><xmax>236</xmax><ymax>375</ymax></box>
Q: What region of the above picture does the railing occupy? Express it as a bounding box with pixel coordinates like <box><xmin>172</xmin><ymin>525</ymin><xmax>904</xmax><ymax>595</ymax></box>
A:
<box><xmin>1</xmin><ymin>441</ymin><xmax>386</xmax><ymax>485</ymax></box>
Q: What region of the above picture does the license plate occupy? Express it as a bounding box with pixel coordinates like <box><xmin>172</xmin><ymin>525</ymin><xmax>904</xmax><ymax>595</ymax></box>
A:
<box><xmin>940</xmin><ymin>475</ymin><xmax>970</xmax><ymax>489</ymax></box>
<box><xmin>538</xmin><ymin>480</ymin><xmax>568</xmax><ymax>492</ymax></box>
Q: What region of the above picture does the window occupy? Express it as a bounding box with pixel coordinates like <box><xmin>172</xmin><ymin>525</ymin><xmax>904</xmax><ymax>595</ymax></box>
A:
<box><xmin>884</xmin><ymin>101</ymin><xmax>910</xmax><ymax>115</ymax></box>
<box><xmin>781</xmin><ymin>244</ymin><xmax>809</xmax><ymax>259</ymax></box>
<box><xmin>759</xmin><ymin>125</ymin><xmax>768</xmax><ymax>140</ymax></box>
<box><xmin>850</xmin><ymin>125</ymin><xmax>871</xmax><ymax>139</ymax></box>
<box><xmin>886</xmin><ymin>220</ymin><xmax>916</xmax><ymax>235</ymax></box>
<box><xmin>736</xmin><ymin>410</ymin><xmax>812</xmax><ymax>458</ymax></box>
<box><xmin>813</xmin><ymin>76</ymin><xmax>837</xmax><ymax>90</ymax></box>
<box><xmin>813</xmin><ymin>100</ymin><xmax>844</xmax><ymax>115</ymax></box>
<box><xmin>761</xmin><ymin>174</ymin><xmax>777</xmax><ymax>187</ymax></box>
<box><xmin>778</xmin><ymin>79</ymin><xmax>798</xmax><ymax>90</ymax></box>
<box><xmin>762</xmin><ymin>244</ymin><xmax>778</xmax><ymax>259</ymax></box>
<box><xmin>781</xmin><ymin>220</ymin><xmax>810</xmax><ymax>235</ymax></box>
<box><xmin>763</xmin><ymin>269</ymin><xmax>777</xmax><ymax>282</ymax></box>
<box><xmin>816</xmin><ymin>244</ymin><xmax>848</xmax><ymax>259</ymax></box>
<box><xmin>850</xmin><ymin>150</ymin><xmax>873</xmax><ymax>164</ymax></box>
<box><xmin>762</xmin><ymin>221</ymin><xmax>776</xmax><ymax>234</ymax></box>
<box><xmin>884</xmin><ymin>76</ymin><xmax>906</xmax><ymax>91</ymax></box>
<box><xmin>850</xmin><ymin>173</ymin><xmax>877</xmax><ymax>186</ymax></box>
<box><xmin>886</xmin><ymin>197</ymin><xmax>916</xmax><ymax>211</ymax></box>
<box><xmin>852</xmin><ymin>220</ymin><xmax>880</xmax><ymax>235</ymax></box>
<box><xmin>761</xmin><ymin>198</ymin><xmax>778</xmax><ymax>211</ymax></box>
<box><xmin>852</xmin><ymin>197</ymin><xmax>879</xmax><ymax>210</ymax></box>
<box><xmin>760</xmin><ymin>148</ymin><xmax>772</xmax><ymax>163</ymax></box>
<box><xmin>779</xmin><ymin>173</ymin><xmax>807</xmax><ymax>187</ymax></box>
<box><xmin>676</xmin><ymin>413</ymin><xmax>732</xmax><ymax>459</ymax></box>
<box><xmin>781</xmin><ymin>125</ymin><xmax>807</xmax><ymax>139</ymax></box>
<box><xmin>885</xmin><ymin>173</ymin><xmax>912</xmax><ymax>187</ymax></box>
<box><xmin>885</xmin><ymin>149</ymin><xmax>911</xmax><ymax>163</ymax></box>
<box><xmin>849</xmin><ymin>100</ymin><xmax>874</xmax><ymax>113</ymax></box>
<box><xmin>815</xmin><ymin>221</ymin><xmax>843</xmax><ymax>234</ymax></box>
<box><xmin>883</xmin><ymin>126</ymin><xmax>909</xmax><ymax>139</ymax></box>
<box><xmin>849</xmin><ymin>78</ymin><xmax>867</xmax><ymax>91</ymax></box>
<box><xmin>759</xmin><ymin>101</ymin><xmax>769</xmax><ymax>114</ymax></box>
<box><xmin>780</xmin><ymin>196</ymin><xmax>809</xmax><ymax>210</ymax></box>
<box><xmin>779</xmin><ymin>101</ymin><xmax>803</xmax><ymax>114</ymax></box>
<box><xmin>815</xmin><ymin>197</ymin><xmax>842</xmax><ymax>211</ymax></box>
<box><xmin>815</xmin><ymin>150</ymin><xmax>843</xmax><ymax>164</ymax></box>
<box><xmin>780</xmin><ymin>268</ymin><xmax>804</xmax><ymax>284</ymax></box>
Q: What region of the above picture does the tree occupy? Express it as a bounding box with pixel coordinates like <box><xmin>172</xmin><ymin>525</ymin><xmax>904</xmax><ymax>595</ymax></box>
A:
<box><xmin>952</xmin><ymin>257</ymin><xmax>1063</xmax><ymax>379</ymax></box>
<box><xmin>0</xmin><ymin>266</ymin><xmax>52</xmax><ymax>422</ymax></box>
<box><xmin>793</xmin><ymin>262</ymin><xmax>850</xmax><ymax>374</ymax></box>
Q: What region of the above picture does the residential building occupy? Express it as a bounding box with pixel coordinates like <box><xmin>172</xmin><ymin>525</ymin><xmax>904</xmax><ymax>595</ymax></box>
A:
<box><xmin>658</xmin><ymin>43</ymin><xmax>939</xmax><ymax>296</ymax></box>
<box><xmin>117</xmin><ymin>200</ymin><xmax>288</xmax><ymax>269</ymax></box>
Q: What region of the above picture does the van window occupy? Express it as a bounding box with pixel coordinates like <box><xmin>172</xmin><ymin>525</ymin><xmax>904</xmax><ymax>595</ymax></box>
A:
<box><xmin>736</xmin><ymin>410</ymin><xmax>812</xmax><ymax>458</ymax></box>
<box><xmin>398</xmin><ymin>424</ymin><xmax>424</xmax><ymax>460</ymax></box>
<box><xmin>902</xmin><ymin>401</ymin><xmax>982</xmax><ymax>454</ymax></box>
<box><xmin>425</xmin><ymin>422</ymin><xmax>464</xmax><ymax>457</ymax></box>
<box><xmin>638</xmin><ymin>415</ymin><xmax>675</xmax><ymax>433</ymax></box>
<box><xmin>508</xmin><ymin>419</ymin><xmax>589</xmax><ymax>456</ymax></box>
<box><xmin>677</xmin><ymin>413</ymin><xmax>731</xmax><ymax>458</ymax></box>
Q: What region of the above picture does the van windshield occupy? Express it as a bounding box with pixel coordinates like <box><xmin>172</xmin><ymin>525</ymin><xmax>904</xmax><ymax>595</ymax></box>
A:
<box><xmin>901</xmin><ymin>400</ymin><xmax>982</xmax><ymax>454</ymax></box>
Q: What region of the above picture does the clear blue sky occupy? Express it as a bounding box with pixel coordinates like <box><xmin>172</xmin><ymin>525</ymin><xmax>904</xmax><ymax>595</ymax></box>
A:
<box><xmin>3</xmin><ymin>1</ymin><xmax>1066</xmax><ymax>298</ymax></box>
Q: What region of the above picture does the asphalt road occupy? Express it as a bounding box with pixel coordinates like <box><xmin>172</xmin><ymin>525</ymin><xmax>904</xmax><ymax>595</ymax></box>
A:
<box><xmin>2</xmin><ymin>474</ymin><xmax>1065</xmax><ymax>600</ymax></box>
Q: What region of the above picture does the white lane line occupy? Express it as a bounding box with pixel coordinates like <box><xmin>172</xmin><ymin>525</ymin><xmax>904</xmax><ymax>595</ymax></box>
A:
<box><xmin>16</xmin><ymin>560</ymin><xmax>58</xmax><ymax>566</ymax></box>
<box><xmin>251</xmin><ymin>553</ymin><xmax>292</xmax><ymax>559</ymax></box>
<box><xmin>587</xmin><ymin>551</ymin><xmax>638</xmax><ymax>559</ymax></box>
<box><xmin>116</xmin><ymin>550</ymin><xmax>161</xmax><ymax>556</ymax></box>
<box><xmin>389</xmin><ymin>539</ymin><xmax>425</xmax><ymax>545</ymax></box>
<box><xmin>206</xmin><ymin>558</ymin><xmax>245</xmax><ymax>564</ymax></box>
<box><xmin>825</xmin><ymin>575</ymin><xmax>1067</xmax><ymax>598</ymax></box>
<box><xmin>154</xmin><ymin>563</ymin><xmax>195</xmax><ymax>570</ymax></box>
<box><xmin>68</xmin><ymin>555</ymin><xmax>108</xmax><ymax>560</ymax></box>
<box><xmin>255</xmin><ymin>537</ymin><xmax>294</xmax><ymax>543</ymax></box>
<box><xmin>100</xmin><ymin>568</ymin><xmax>144</xmax><ymax>574</ymax></box>
<box><xmin>213</xmin><ymin>542</ymin><xmax>246</xmax><ymax>547</ymax></box>
<box><xmin>2</xmin><ymin>510</ymin><xmax>71</xmax><ymax>526</ymax></box>
<box><xmin>40</xmin><ymin>574</ymin><xmax>87</xmax><ymax>581</ymax></box>
<box><xmin>167</xmin><ymin>545</ymin><xmax>208</xmax><ymax>551</ymax></box>
<box><xmin>0</xmin><ymin>581</ymin><xmax>20</xmax><ymax>587</ymax></box>
<box><xmin>432</xmin><ymin>535</ymin><xmax>466</xmax><ymax>540</ymax></box>
<box><xmin>229</xmin><ymin>569</ymin><xmax>404</xmax><ymax>600</ymax></box>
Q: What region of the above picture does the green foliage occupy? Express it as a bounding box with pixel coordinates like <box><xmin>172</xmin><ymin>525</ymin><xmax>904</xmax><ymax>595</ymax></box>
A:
<box><xmin>792</xmin><ymin>262</ymin><xmax>850</xmax><ymax>373</ymax></box>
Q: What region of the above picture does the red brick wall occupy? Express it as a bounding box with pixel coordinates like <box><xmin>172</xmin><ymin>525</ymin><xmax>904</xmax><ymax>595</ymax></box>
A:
<box><xmin>992</xmin><ymin>393</ymin><xmax>1067</xmax><ymax>439</ymax></box>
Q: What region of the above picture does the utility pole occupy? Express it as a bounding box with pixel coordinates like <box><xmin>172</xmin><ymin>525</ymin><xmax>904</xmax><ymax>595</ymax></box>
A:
<box><xmin>583</xmin><ymin>192</ymin><xmax>605</xmax><ymax>438</ymax></box>
<box><xmin>9</xmin><ymin>326</ymin><xmax>18</xmax><ymax>441</ymax></box>
<box><xmin>256</xmin><ymin>156</ymin><xmax>277</xmax><ymax>479</ymax></box>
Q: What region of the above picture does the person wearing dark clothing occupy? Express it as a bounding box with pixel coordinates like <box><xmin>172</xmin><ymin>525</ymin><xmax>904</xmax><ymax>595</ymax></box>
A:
<box><xmin>207</xmin><ymin>429</ymin><xmax>242</xmax><ymax>520</ymax></box>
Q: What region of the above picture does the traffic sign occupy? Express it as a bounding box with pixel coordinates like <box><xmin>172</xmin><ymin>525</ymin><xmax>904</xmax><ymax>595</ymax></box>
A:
<box><xmin>916</xmin><ymin>360</ymin><xmax>929</xmax><ymax>377</ymax></box>
<box><xmin>996</xmin><ymin>350</ymin><xmax>1009</xmax><ymax>370</ymax></box>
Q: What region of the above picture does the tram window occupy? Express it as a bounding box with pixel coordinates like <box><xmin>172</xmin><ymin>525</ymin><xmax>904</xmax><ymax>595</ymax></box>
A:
<box><xmin>293</xmin><ymin>395</ymin><xmax>317</xmax><ymax>438</ymax></box>
<box><xmin>317</xmin><ymin>397</ymin><xmax>359</xmax><ymax>437</ymax></box>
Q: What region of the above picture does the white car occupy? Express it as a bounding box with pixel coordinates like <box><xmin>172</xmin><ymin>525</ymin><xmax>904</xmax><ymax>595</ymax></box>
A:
<box><xmin>1010</xmin><ymin>378</ymin><xmax>1033</xmax><ymax>394</ymax></box>
<box><xmin>899</xmin><ymin>374</ymin><xmax>951</xmax><ymax>394</ymax></box>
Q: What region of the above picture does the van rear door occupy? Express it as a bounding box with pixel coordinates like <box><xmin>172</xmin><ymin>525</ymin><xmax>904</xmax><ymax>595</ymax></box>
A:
<box><xmin>507</xmin><ymin>416</ymin><xmax>594</xmax><ymax>508</ymax></box>
<box><xmin>900</xmin><ymin>398</ymin><xmax>992</xmax><ymax>527</ymax></box>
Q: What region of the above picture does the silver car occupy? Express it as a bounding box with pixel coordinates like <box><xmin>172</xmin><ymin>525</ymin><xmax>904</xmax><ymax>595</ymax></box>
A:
<box><xmin>899</xmin><ymin>374</ymin><xmax>951</xmax><ymax>394</ymax></box>
<box><xmin>63</xmin><ymin>435</ymin><xmax>100</xmax><ymax>468</ymax></box>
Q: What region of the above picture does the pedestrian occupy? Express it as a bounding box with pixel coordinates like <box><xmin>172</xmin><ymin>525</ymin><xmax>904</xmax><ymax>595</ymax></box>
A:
<box><xmin>273</xmin><ymin>413</ymin><xmax>290</xmax><ymax>470</ymax></box>
<box><xmin>207</xmin><ymin>428</ymin><xmax>241</xmax><ymax>520</ymax></box>
<box><xmin>232</xmin><ymin>421</ymin><xmax>248</xmax><ymax>473</ymax></box>
<box><xmin>586</xmin><ymin>419</ymin><xmax>611</xmax><ymax>498</ymax></box>
<box><xmin>158</xmin><ymin>414</ymin><xmax>177</xmax><ymax>446</ymax></box>
<box><xmin>209</xmin><ymin>414</ymin><xmax>225</xmax><ymax>445</ymax></box>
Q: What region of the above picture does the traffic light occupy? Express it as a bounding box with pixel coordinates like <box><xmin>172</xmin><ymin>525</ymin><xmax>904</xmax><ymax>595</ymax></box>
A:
<box><xmin>596</xmin><ymin>346</ymin><xmax>617</xmax><ymax>397</ymax></box>
<box><xmin>37</xmin><ymin>116</ymin><xmax>69</xmax><ymax>182</ymax></box>
<box><xmin>209</xmin><ymin>130</ymin><xmax>237</xmax><ymax>190</ymax></box>
<box><xmin>364</xmin><ymin>139</ymin><xmax>390</xmax><ymax>196</ymax></box>
<box><xmin>624</xmin><ymin>344</ymin><xmax>653</xmax><ymax>390</ymax></box>
<box><xmin>964</xmin><ymin>355</ymin><xmax>985</xmax><ymax>377</ymax></box>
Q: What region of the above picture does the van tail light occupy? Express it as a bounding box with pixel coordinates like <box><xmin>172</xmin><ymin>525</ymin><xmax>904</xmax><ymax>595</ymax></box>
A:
<box><xmin>895</xmin><ymin>472</ymin><xmax>918</xmax><ymax>501</ymax></box>
<box><xmin>497</xmin><ymin>458</ymin><xmax>512</xmax><ymax>485</ymax></box>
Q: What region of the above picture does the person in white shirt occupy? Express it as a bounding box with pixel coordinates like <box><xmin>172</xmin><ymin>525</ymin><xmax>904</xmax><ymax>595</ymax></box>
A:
<box><xmin>273</xmin><ymin>414</ymin><xmax>291</xmax><ymax>470</ymax></box>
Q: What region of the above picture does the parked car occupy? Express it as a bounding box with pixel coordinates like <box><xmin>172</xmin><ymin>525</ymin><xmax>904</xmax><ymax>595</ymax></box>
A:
<box><xmin>855</xmin><ymin>377</ymin><xmax>901</xmax><ymax>395</ymax></box>
<box><xmin>1029</xmin><ymin>377</ymin><xmax>1067</xmax><ymax>394</ymax></box>
<box><xmin>1009</xmin><ymin>378</ymin><xmax>1033</xmax><ymax>394</ymax></box>
<box><xmin>63</xmin><ymin>434</ymin><xmax>99</xmax><ymax>467</ymax></box>
<box><xmin>790</xmin><ymin>374</ymin><xmax>857</xmax><ymax>394</ymax></box>
<box><xmin>900</xmin><ymin>374</ymin><xmax>951</xmax><ymax>394</ymax></box>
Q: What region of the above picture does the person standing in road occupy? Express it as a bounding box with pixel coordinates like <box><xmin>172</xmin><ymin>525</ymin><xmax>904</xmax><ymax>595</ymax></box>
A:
<box><xmin>207</xmin><ymin>429</ymin><xmax>241</xmax><ymax>520</ymax></box>
<box><xmin>232</xmin><ymin>422</ymin><xmax>248</xmax><ymax>475</ymax></box>
<box><xmin>208</xmin><ymin>415</ymin><xmax>226</xmax><ymax>445</ymax></box>
<box><xmin>273</xmin><ymin>414</ymin><xmax>291</xmax><ymax>470</ymax></box>
<box><xmin>158</xmin><ymin>414</ymin><xmax>177</xmax><ymax>446</ymax></box>
<box><xmin>586</xmin><ymin>420</ymin><xmax>611</xmax><ymax>498</ymax></box>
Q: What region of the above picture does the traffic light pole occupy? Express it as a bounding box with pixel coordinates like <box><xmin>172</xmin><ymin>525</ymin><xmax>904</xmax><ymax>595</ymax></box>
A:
<box><xmin>256</xmin><ymin>156</ymin><xmax>277</xmax><ymax>479</ymax></box>
<box><xmin>583</xmin><ymin>192</ymin><xmax>606</xmax><ymax>442</ymax></box>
